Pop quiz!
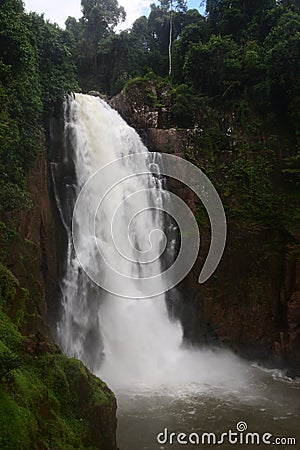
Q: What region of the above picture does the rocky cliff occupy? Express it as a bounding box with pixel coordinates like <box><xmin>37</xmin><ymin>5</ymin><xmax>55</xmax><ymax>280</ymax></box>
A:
<box><xmin>0</xmin><ymin>131</ymin><xmax>118</xmax><ymax>449</ymax></box>
<box><xmin>110</xmin><ymin>81</ymin><xmax>300</xmax><ymax>377</ymax></box>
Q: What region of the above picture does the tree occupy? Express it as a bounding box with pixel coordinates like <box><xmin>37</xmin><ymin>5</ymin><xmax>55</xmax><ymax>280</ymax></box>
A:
<box><xmin>27</xmin><ymin>13</ymin><xmax>79</xmax><ymax>109</ymax></box>
<box><xmin>0</xmin><ymin>0</ymin><xmax>42</xmax><ymax>197</ymax></box>
<box><xmin>149</xmin><ymin>1</ymin><xmax>187</xmax><ymax>76</ymax></box>
<box><xmin>81</xmin><ymin>0</ymin><xmax>126</xmax><ymax>69</ymax></box>
<box><xmin>0</xmin><ymin>352</ymin><xmax>21</xmax><ymax>380</ymax></box>
<box><xmin>0</xmin><ymin>0</ymin><xmax>78</xmax><ymax>212</ymax></box>
<box><xmin>184</xmin><ymin>34</ymin><xmax>242</xmax><ymax>97</ymax></box>
<box><xmin>168</xmin><ymin>1</ymin><xmax>174</xmax><ymax>76</ymax></box>
<box><xmin>172</xmin><ymin>13</ymin><xmax>207</xmax><ymax>83</ymax></box>
<box><xmin>206</xmin><ymin>0</ymin><xmax>276</xmax><ymax>36</ymax></box>
<box><xmin>264</xmin><ymin>10</ymin><xmax>300</xmax><ymax>127</ymax></box>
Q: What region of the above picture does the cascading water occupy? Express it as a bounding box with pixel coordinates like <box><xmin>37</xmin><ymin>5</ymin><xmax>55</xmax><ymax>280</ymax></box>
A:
<box><xmin>55</xmin><ymin>93</ymin><xmax>249</xmax><ymax>391</ymax></box>
<box><xmin>54</xmin><ymin>94</ymin><xmax>299</xmax><ymax>450</ymax></box>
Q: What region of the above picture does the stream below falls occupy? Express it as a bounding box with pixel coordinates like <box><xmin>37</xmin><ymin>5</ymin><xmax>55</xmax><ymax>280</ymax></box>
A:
<box><xmin>116</xmin><ymin>365</ymin><xmax>300</xmax><ymax>449</ymax></box>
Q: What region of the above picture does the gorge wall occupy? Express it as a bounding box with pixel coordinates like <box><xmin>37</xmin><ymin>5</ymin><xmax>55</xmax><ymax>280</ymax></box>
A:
<box><xmin>0</xmin><ymin>126</ymin><xmax>118</xmax><ymax>449</ymax></box>
<box><xmin>110</xmin><ymin>82</ymin><xmax>300</xmax><ymax>377</ymax></box>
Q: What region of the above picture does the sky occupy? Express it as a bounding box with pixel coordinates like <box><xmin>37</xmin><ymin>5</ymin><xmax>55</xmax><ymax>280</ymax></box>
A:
<box><xmin>23</xmin><ymin>0</ymin><xmax>205</xmax><ymax>30</ymax></box>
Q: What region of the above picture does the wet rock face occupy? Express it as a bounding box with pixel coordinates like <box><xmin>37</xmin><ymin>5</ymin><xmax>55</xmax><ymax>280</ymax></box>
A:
<box><xmin>111</xmin><ymin>87</ymin><xmax>300</xmax><ymax>376</ymax></box>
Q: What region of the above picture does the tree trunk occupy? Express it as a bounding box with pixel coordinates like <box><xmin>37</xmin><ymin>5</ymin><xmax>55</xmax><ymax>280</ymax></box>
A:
<box><xmin>168</xmin><ymin>1</ymin><xmax>173</xmax><ymax>77</ymax></box>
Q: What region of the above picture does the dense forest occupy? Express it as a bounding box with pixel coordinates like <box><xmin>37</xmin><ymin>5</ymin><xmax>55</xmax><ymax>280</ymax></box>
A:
<box><xmin>0</xmin><ymin>0</ymin><xmax>300</xmax><ymax>448</ymax></box>
<box><xmin>0</xmin><ymin>0</ymin><xmax>78</xmax><ymax>213</ymax></box>
<box><xmin>0</xmin><ymin>0</ymin><xmax>299</xmax><ymax>217</ymax></box>
<box><xmin>62</xmin><ymin>0</ymin><xmax>300</xmax><ymax>227</ymax></box>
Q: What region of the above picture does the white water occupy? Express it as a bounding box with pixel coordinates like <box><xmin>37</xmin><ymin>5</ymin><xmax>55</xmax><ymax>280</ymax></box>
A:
<box><xmin>57</xmin><ymin>93</ymin><xmax>251</xmax><ymax>393</ymax></box>
<box><xmin>54</xmin><ymin>94</ymin><xmax>300</xmax><ymax>450</ymax></box>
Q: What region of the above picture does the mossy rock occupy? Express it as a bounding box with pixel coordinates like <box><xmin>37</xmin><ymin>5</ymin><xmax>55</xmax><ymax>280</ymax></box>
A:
<box><xmin>0</xmin><ymin>263</ymin><xmax>18</xmax><ymax>308</ymax></box>
<box><xmin>0</xmin><ymin>308</ymin><xmax>117</xmax><ymax>449</ymax></box>
<box><xmin>0</xmin><ymin>264</ymin><xmax>30</xmax><ymax>329</ymax></box>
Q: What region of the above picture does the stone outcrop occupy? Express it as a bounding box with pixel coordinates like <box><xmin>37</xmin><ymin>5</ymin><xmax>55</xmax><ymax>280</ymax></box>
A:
<box><xmin>110</xmin><ymin>84</ymin><xmax>159</xmax><ymax>129</ymax></box>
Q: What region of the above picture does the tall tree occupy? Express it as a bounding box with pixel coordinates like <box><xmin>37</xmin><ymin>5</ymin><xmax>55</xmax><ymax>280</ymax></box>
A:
<box><xmin>168</xmin><ymin>0</ymin><xmax>174</xmax><ymax>76</ymax></box>
<box><xmin>81</xmin><ymin>0</ymin><xmax>126</xmax><ymax>68</ymax></box>
<box><xmin>157</xmin><ymin>0</ymin><xmax>187</xmax><ymax>75</ymax></box>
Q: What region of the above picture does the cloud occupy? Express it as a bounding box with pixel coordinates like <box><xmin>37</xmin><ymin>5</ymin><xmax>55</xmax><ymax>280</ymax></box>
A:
<box><xmin>24</xmin><ymin>0</ymin><xmax>155</xmax><ymax>29</ymax></box>
<box><xmin>24</xmin><ymin>0</ymin><xmax>82</xmax><ymax>27</ymax></box>
<box><xmin>118</xmin><ymin>0</ymin><xmax>154</xmax><ymax>30</ymax></box>
<box><xmin>24</xmin><ymin>1</ymin><xmax>203</xmax><ymax>30</ymax></box>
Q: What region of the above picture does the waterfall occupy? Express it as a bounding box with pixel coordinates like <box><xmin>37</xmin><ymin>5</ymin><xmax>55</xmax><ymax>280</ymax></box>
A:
<box><xmin>55</xmin><ymin>93</ymin><xmax>249</xmax><ymax>392</ymax></box>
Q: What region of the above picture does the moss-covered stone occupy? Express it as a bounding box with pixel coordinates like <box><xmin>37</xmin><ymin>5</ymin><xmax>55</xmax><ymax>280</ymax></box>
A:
<box><xmin>0</xmin><ymin>254</ymin><xmax>117</xmax><ymax>449</ymax></box>
<box><xmin>0</xmin><ymin>307</ymin><xmax>117</xmax><ymax>450</ymax></box>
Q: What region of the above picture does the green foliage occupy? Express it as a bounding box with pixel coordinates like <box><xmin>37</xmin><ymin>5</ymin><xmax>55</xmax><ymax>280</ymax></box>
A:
<box><xmin>26</xmin><ymin>13</ymin><xmax>79</xmax><ymax>110</ymax></box>
<box><xmin>0</xmin><ymin>262</ymin><xmax>28</xmax><ymax>328</ymax></box>
<box><xmin>0</xmin><ymin>303</ymin><xmax>114</xmax><ymax>449</ymax></box>
<box><xmin>0</xmin><ymin>263</ymin><xmax>18</xmax><ymax>308</ymax></box>
<box><xmin>263</xmin><ymin>10</ymin><xmax>300</xmax><ymax>127</ymax></box>
<box><xmin>206</xmin><ymin>0</ymin><xmax>276</xmax><ymax>35</ymax></box>
<box><xmin>172</xmin><ymin>17</ymin><xmax>207</xmax><ymax>83</ymax></box>
<box><xmin>0</xmin><ymin>351</ymin><xmax>21</xmax><ymax>380</ymax></box>
<box><xmin>0</xmin><ymin>0</ymin><xmax>42</xmax><ymax>212</ymax></box>
<box><xmin>124</xmin><ymin>75</ymin><xmax>158</xmax><ymax>106</ymax></box>
<box><xmin>81</xmin><ymin>0</ymin><xmax>126</xmax><ymax>26</ymax></box>
<box><xmin>0</xmin><ymin>0</ymin><xmax>78</xmax><ymax>213</ymax></box>
<box><xmin>68</xmin><ymin>0</ymin><xmax>206</xmax><ymax>93</ymax></box>
<box><xmin>0</xmin><ymin>388</ymin><xmax>36</xmax><ymax>450</ymax></box>
<box><xmin>82</xmin><ymin>0</ymin><xmax>126</xmax><ymax>67</ymax></box>
<box><xmin>194</xmin><ymin>204</ymin><xmax>209</xmax><ymax>228</ymax></box>
<box><xmin>0</xmin><ymin>308</ymin><xmax>23</xmax><ymax>353</ymax></box>
<box><xmin>226</xmin><ymin>154</ymin><xmax>277</xmax><ymax>220</ymax></box>
<box><xmin>0</xmin><ymin>3</ymin><xmax>116</xmax><ymax>448</ymax></box>
<box><xmin>66</xmin><ymin>0</ymin><xmax>126</xmax><ymax>92</ymax></box>
<box><xmin>61</xmin><ymin>0</ymin><xmax>300</xmax><ymax>136</ymax></box>
<box><xmin>170</xmin><ymin>84</ymin><xmax>196</xmax><ymax>128</ymax></box>
<box><xmin>0</xmin><ymin>182</ymin><xmax>33</xmax><ymax>212</ymax></box>
<box><xmin>0</xmin><ymin>235</ymin><xmax>115</xmax><ymax>448</ymax></box>
<box><xmin>0</xmin><ymin>222</ymin><xmax>17</xmax><ymax>263</ymax></box>
<box><xmin>184</xmin><ymin>35</ymin><xmax>242</xmax><ymax>98</ymax></box>
<box><xmin>282</xmin><ymin>152</ymin><xmax>300</xmax><ymax>186</ymax></box>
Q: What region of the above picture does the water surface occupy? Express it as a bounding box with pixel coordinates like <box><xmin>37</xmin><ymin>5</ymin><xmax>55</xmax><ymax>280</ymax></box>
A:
<box><xmin>116</xmin><ymin>364</ymin><xmax>300</xmax><ymax>450</ymax></box>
